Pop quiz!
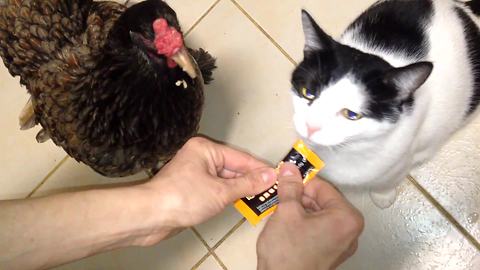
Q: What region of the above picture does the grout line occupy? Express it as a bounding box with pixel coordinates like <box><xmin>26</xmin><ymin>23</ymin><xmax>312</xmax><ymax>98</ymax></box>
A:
<box><xmin>407</xmin><ymin>175</ymin><xmax>480</xmax><ymax>251</ymax></box>
<box><xmin>185</xmin><ymin>0</ymin><xmax>222</xmax><ymax>37</ymax></box>
<box><xmin>211</xmin><ymin>218</ymin><xmax>246</xmax><ymax>250</ymax></box>
<box><xmin>25</xmin><ymin>155</ymin><xmax>69</xmax><ymax>198</ymax></box>
<box><xmin>210</xmin><ymin>250</ymin><xmax>228</xmax><ymax>270</ymax></box>
<box><xmin>207</xmin><ymin>218</ymin><xmax>248</xmax><ymax>270</ymax></box>
<box><xmin>190</xmin><ymin>252</ymin><xmax>211</xmax><ymax>270</ymax></box>
<box><xmin>229</xmin><ymin>0</ymin><xmax>297</xmax><ymax>66</ymax></box>
<box><xmin>191</xmin><ymin>227</ymin><xmax>213</xmax><ymax>250</ymax></box>
<box><xmin>191</xmin><ymin>227</ymin><xmax>228</xmax><ymax>269</ymax></box>
<box><xmin>191</xmin><ymin>218</ymin><xmax>248</xmax><ymax>270</ymax></box>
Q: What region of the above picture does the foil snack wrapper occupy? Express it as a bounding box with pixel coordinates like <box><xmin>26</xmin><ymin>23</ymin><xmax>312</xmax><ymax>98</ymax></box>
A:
<box><xmin>234</xmin><ymin>140</ymin><xmax>325</xmax><ymax>226</ymax></box>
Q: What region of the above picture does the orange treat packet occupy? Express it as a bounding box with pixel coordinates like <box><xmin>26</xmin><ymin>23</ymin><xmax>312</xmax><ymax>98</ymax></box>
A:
<box><xmin>234</xmin><ymin>140</ymin><xmax>325</xmax><ymax>226</ymax></box>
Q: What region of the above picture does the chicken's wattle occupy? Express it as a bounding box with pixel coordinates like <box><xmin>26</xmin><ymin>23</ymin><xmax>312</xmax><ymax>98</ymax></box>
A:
<box><xmin>153</xmin><ymin>18</ymin><xmax>184</xmax><ymax>68</ymax></box>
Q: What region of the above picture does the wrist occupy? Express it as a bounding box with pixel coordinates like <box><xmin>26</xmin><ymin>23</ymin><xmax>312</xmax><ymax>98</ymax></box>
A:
<box><xmin>119</xmin><ymin>182</ymin><xmax>181</xmax><ymax>247</ymax></box>
<box><xmin>82</xmin><ymin>183</ymin><xmax>180</xmax><ymax>249</ymax></box>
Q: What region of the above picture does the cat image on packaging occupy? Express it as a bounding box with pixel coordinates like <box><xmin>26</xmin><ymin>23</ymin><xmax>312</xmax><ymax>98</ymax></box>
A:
<box><xmin>291</xmin><ymin>0</ymin><xmax>480</xmax><ymax>208</ymax></box>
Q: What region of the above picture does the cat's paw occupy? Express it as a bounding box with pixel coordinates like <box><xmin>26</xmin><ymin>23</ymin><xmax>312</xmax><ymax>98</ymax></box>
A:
<box><xmin>369</xmin><ymin>188</ymin><xmax>397</xmax><ymax>209</ymax></box>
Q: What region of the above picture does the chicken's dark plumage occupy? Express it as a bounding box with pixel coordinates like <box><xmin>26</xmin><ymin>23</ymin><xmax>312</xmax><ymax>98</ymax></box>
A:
<box><xmin>0</xmin><ymin>0</ymin><xmax>216</xmax><ymax>177</ymax></box>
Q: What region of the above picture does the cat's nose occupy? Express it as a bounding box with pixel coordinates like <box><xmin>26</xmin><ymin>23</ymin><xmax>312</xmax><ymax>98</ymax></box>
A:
<box><xmin>306</xmin><ymin>124</ymin><xmax>321</xmax><ymax>137</ymax></box>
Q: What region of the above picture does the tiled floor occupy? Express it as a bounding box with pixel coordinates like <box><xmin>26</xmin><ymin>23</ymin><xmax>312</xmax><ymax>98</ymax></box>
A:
<box><xmin>1</xmin><ymin>0</ymin><xmax>479</xmax><ymax>269</ymax></box>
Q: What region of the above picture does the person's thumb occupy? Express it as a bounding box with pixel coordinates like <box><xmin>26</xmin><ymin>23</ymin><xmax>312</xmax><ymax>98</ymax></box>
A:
<box><xmin>277</xmin><ymin>162</ymin><xmax>304</xmax><ymax>203</ymax></box>
<box><xmin>223</xmin><ymin>167</ymin><xmax>277</xmax><ymax>202</ymax></box>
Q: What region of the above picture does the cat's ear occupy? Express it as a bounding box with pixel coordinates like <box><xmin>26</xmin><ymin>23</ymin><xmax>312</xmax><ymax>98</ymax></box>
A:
<box><xmin>384</xmin><ymin>62</ymin><xmax>433</xmax><ymax>100</ymax></box>
<box><xmin>301</xmin><ymin>10</ymin><xmax>334</xmax><ymax>52</ymax></box>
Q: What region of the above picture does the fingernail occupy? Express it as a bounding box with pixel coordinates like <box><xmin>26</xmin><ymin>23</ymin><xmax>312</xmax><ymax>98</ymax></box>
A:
<box><xmin>279</xmin><ymin>163</ymin><xmax>298</xmax><ymax>177</ymax></box>
<box><xmin>281</xmin><ymin>169</ymin><xmax>294</xmax><ymax>176</ymax></box>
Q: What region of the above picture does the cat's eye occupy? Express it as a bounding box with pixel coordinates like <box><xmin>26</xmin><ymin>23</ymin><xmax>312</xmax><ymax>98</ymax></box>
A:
<box><xmin>301</xmin><ymin>87</ymin><xmax>315</xmax><ymax>101</ymax></box>
<box><xmin>341</xmin><ymin>109</ymin><xmax>363</xmax><ymax>121</ymax></box>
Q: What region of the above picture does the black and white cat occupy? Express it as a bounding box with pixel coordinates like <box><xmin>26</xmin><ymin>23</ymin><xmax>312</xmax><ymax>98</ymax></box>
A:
<box><xmin>291</xmin><ymin>0</ymin><xmax>480</xmax><ymax>208</ymax></box>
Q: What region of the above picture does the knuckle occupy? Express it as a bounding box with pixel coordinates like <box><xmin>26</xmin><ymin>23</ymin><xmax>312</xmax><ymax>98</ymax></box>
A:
<box><xmin>332</xmin><ymin>211</ymin><xmax>364</xmax><ymax>240</ymax></box>
<box><xmin>244</xmin><ymin>173</ymin><xmax>261</xmax><ymax>193</ymax></box>
<box><xmin>349</xmin><ymin>210</ymin><xmax>365</xmax><ymax>235</ymax></box>
<box><xmin>277</xmin><ymin>201</ymin><xmax>303</xmax><ymax>216</ymax></box>
<box><xmin>351</xmin><ymin>241</ymin><xmax>359</xmax><ymax>254</ymax></box>
<box><xmin>280</xmin><ymin>176</ymin><xmax>303</xmax><ymax>188</ymax></box>
<box><xmin>256</xmin><ymin>235</ymin><xmax>271</xmax><ymax>256</ymax></box>
<box><xmin>281</xmin><ymin>181</ymin><xmax>303</xmax><ymax>194</ymax></box>
<box><xmin>217</xmin><ymin>185</ymin><xmax>232</xmax><ymax>205</ymax></box>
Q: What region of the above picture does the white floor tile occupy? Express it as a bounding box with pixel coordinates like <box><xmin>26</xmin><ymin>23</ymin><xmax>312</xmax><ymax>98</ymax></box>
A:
<box><xmin>412</xmin><ymin>114</ymin><xmax>480</xmax><ymax>242</ymax></box>
<box><xmin>216</xmin><ymin>181</ymin><xmax>480</xmax><ymax>270</ymax></box>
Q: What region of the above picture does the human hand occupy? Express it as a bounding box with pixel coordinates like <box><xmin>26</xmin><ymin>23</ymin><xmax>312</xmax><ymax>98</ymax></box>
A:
<box><xmin>256</xmin><ymin>163</ymin><xmax>364</xmax><ymax>270</ymax></box>
<box><xmin>0</xmin><ymin>137</ymin><xmax>277</xmax><ymax>269</ymax></box>
<box><xmin>142</xmin><ymin>137</ymin><xmax>277</xmax><ymax>237</ymax></box>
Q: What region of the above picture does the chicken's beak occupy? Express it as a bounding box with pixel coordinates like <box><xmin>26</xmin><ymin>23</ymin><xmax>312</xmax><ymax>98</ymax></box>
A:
<box><xmin>171</xmin><ymin>47</ymin><xmax>197</xmax><ymax>79</ymax></box>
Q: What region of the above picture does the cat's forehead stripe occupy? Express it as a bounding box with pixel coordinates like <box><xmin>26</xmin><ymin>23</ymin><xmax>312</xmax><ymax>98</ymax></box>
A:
<box><xmin>318</xmin><ymin>76</ymin><xmax>365</xmax><ymax>111</ymax></box>
<box><xmin>323</xmin><ymin>76</ymin><xmax>359</xmax><ymax>92</ymax></box>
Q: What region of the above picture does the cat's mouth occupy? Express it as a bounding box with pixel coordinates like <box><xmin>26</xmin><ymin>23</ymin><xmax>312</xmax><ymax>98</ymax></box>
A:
<box><xmin>303</xmin><ymin>138</ymin><xmax>318</xmax><ymax>149</ymax></box>
<box><xmin>301</xmin><ymin>133</ymin><xmax>352</xmax><ymax>149</ymax></box>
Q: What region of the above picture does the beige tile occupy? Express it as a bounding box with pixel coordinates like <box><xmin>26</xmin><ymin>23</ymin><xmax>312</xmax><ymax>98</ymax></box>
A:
<box><xmin>234</xmin><ymin>0</ymin><xmax>377</xmax><ymax>61</ymax></box>
<box><xmin>165</xmin><ymin>0</ymin><xmax>219</xmax><ymax>32</ymax></box>
<box><xmin>214</xmin><ymin>219</ymin><xmax>264</xmax><ymax>270</ymax></box>
<box><xmin>0</xmin><ymin>63</ymin><xmax>67</xmax><ymax>200</ymax></box>
<box><xmin>187</xmin><ymin>0</ymin><xmax>298</xmax><ymax>164</ymax></box>
<box><xmin>32</xmin><ymin>158</ymin><xmax>147</xmax><ymax>198</ymax></box>
<box><xmin>216</xmin><ymin>181</ymin><xmax>480</xmax><ymax>270</ymax></box>
<box><xmin>195</xmin><ymin>255</ymin><xmax>224</xmax><ymax>270</ymax></box>
<box><xmin>111</xmin><ymin>230</ymin><xmax>208</xmax><ymax>270</ymax></box>
<box><xmin>411</xmin><ymin>114</ymin><xmax>480</xmax><ymax>242</ymax></box>
<box><xmin>195</xmin><ymin>206</ymin><xmax>243</xmax><ymax>248</ymax></box>
<box><xmin>125</xmin><ymin>0</ymin><xmax>218</xmax><ymax>32</ymax></box>
<box><xmin>53</xmin><ymin>230</ymin><xmax>208</xmax><ymax>270</ymax></box>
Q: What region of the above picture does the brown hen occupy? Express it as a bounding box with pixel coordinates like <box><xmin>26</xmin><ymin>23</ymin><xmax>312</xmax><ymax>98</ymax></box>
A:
<box><xmin>0</xmin><ymin>0</ymin><xmax>216</xmax><ymax>177</ymax></box>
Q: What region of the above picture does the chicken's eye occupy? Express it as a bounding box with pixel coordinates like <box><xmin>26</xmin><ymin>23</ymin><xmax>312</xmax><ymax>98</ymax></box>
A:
<box><xmin>301</xmin><ymin>87</ymin><xmax>315</xmax><ymax>101</ymax></box>
<box><xmin>341</xmin><ymin>109</ymin><xmax>363</xmax><ymax>121</ymax></box>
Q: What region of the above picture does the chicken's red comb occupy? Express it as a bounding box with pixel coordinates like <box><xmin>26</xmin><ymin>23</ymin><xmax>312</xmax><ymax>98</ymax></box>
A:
<box><xmin>153</xmin><ymin>18</ymin><xmax>184</xmax><ymax>65</ymax></box>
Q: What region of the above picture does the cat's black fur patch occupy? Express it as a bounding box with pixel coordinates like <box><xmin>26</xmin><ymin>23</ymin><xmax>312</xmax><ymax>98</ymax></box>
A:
<box><xmin>456</xmin><ymin>7</ymin><xmax>480</xmax><ymax>115</ymax></box>
<box><xmin>466</xmin><ymin>0</ymin><xmax>480</xmax><ymax>16</ymax></box>
<box><xmin>346</xmin><ymin>0</ymin><xmax>433</xmax><ymax>59</ymax></box>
